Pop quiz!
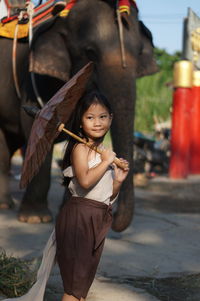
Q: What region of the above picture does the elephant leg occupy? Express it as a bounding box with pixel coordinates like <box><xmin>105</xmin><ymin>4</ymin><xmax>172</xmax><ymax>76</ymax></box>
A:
<box><xmin>0</xmin><ymin>129</ymin><xmax>14</xmax><ymax>209</ymax></box>
<box><xmin>18</xmin><ymin>149</ymin><xmax>53</xmax><ymax>223</ymax></box>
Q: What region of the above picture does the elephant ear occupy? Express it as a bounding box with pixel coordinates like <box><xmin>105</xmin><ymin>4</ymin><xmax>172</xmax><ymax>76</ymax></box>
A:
<box><xmin>136</xmin><ymin>21</ymin><xmax>159</xmax><ymax>78</ymax></box>
<box><xmin>29</xmin><ymin>18</ymin><xmax>71</xmax><ymax>82</ymax></box>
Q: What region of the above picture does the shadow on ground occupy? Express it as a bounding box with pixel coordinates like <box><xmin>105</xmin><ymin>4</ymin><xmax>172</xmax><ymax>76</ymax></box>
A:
<box><xmin>101</xmin><ymin>273</ymin><xmax>200</xmax><ymax>301</ymax></box>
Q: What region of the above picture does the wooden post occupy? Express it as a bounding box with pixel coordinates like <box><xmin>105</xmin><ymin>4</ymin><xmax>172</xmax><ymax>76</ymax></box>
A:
<box><xmin>169</xmin><ymin>60</ymin><xmax>193</xmax><ymax>179</ymax></box>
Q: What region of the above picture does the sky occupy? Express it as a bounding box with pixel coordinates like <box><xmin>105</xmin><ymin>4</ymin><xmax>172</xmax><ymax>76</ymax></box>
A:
<box><xmin>137</xmin><ymin>0</ymin><xmax>200</xmax><ymax>54</ymax></box>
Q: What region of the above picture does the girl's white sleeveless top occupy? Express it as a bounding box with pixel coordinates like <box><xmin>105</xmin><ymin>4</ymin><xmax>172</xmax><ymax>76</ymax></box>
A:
<box><xmin>63</xmin><ymin>153</ymin><xmax>117</xmax><ymax>205</ymax></box>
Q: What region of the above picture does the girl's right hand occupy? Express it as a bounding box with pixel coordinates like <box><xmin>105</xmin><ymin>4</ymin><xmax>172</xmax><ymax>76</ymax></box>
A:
<box><xmin>100</xmin><ymin>149</ymin><xmax>116</xmax><ymax>165</ymax></box>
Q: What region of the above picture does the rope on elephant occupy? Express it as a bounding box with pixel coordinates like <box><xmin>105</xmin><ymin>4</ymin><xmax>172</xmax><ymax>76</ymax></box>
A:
<box><xmin>116</xmin><ymin>8</ymin><xmax>127</xmax><ymax>68</ymax></box>
<box><xmin>27</xmin><ymin>1</ymin><xmax>34</xmax><ymax>46</ymax></box>
<box><xmin>28</xmin><ymin>1</ymin><xmax>45</xmax><ymax>107</ymax></box>
<box><xmin>12</xmin><ymin>23</ymin><xmax>21</xmax><ymax>98</ymax></box>
<box><xmin>12</xmin><ymin>10</ymin><xmax>27</xmax><ymax>99</ymax></box>
<box><xmin>10</xmin><ymin>5</ymin><xmax>44</xmax><ymax>104</ymax></box>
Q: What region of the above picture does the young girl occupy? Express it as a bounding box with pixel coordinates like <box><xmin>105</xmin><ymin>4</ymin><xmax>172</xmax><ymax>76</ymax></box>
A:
<box><xmin>2</xmin><ymin>90</ymin><xmax>129</xmax><ymax>301</ymax></box>
<box><xmin>55</xmin><ymin>90</ymin><xmax>129</xmax><ymax>301</ymax></box>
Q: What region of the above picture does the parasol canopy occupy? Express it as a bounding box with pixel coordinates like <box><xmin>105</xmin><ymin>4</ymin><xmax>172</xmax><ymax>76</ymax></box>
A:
<box><xmin>20</xmin><ymin>62</ymin><xmax>93</xmax><ymax>188</ymax></box>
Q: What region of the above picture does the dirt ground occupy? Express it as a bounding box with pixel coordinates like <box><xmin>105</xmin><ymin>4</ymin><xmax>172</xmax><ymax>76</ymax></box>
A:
<box><xmin>1</xmin><ymin>158</ymin><xmax>200</xmax><ymax>301</ymax></box>
<box><xmin>103</xmin><ymin>273</ymin><xmax>200</xmax><ymax>301</ymax></box>
<box><xmin>132</xmin><ymin>174</ymin><xmax>200</xmax><ymax>301</ymax></box>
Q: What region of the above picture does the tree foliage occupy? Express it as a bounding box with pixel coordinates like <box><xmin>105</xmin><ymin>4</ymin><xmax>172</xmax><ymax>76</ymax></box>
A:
<box><xmin>154</xmin><ymin>48</ymin><xmax>181</xmax><ymax>75</ymax></box>
<box><xmin>135</xmin><ymin>48</ymin><xmax>181</xmax><ymax>133</ymax></box>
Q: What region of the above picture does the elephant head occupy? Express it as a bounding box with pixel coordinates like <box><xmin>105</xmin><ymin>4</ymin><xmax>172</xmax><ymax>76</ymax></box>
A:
<box><xmin>29</xmin><ymin>0</ymin><xmax>158</xmax><ymax>231</ymax></box>
<box><xmin>30</xmin><ymin>0</ymin><xmax>157</xmax><ymax>79</ymax></box>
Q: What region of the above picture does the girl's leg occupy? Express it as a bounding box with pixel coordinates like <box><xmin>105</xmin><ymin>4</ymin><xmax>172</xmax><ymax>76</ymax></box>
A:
<box><xmin>62</xmin><ymin>293</ymin><xmax>85</xmax><ymax>301</ymax></box>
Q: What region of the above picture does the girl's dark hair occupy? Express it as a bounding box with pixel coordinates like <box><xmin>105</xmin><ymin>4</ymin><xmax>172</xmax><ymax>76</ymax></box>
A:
<box><xmin>62</xmin><ymin>90</ymin><xmax>112</xmax><ymax>184</ymax></box>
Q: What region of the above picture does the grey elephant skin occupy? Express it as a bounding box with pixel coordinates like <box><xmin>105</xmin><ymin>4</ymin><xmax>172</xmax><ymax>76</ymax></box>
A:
<box><xmin>0</xmin><ymin>0</ymin><xmax>158</xmax><ymax>231</ymax></box>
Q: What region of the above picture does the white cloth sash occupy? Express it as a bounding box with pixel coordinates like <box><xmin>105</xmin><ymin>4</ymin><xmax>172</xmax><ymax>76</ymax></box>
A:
<box><xmin>3</xmin><ymin>229</ymin><xmax>56</xmax><ymax>301</ymax></box>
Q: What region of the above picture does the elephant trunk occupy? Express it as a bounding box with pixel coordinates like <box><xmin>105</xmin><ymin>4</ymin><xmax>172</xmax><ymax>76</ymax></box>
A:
<box><xmin>97</xmin><ymin>60</ymin><xmax>136</xmax><ymax>232</ymax></box>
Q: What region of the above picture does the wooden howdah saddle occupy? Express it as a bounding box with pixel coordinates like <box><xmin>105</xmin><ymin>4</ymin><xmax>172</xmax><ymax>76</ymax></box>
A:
<box><xmin>0</xmin><ymin>0</ymin><xmax>58</xmax><ymax>39</ymax></box>
<box><xmin>0</xmin><ymin>0</ymin><xmax>137</xmax><ymax>40</ymax></box>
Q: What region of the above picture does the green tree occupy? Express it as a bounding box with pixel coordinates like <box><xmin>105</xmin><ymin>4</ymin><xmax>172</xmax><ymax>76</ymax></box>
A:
<box><xmin>135</xmin><ymin>48</ymin><xmax>181</xmax><ymax>133</ymax></box>
<box><xmin>154</xmin><ymin>48</ymin><xmax>181</xmax><ymax>76</ymax></box>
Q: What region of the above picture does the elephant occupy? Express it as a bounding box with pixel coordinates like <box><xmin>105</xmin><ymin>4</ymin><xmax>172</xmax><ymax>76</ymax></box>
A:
<box><xmin>0</xmin><ymin>0</ymin><xmax>157</xmax><ymax>231</ymax></box>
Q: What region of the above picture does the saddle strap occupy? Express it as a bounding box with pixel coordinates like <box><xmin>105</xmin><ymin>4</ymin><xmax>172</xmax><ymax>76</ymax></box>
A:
<box><xmin>12</xmin><ymin>21</ymin><xmax>21</xmax><ymax>98</ymax></box>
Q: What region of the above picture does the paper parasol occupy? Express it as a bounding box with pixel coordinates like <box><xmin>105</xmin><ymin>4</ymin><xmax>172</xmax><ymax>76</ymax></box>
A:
<box><xmin>20</xmin><ymin>62</ymin><xmax>93</xmax><ymax>188</ymax></box>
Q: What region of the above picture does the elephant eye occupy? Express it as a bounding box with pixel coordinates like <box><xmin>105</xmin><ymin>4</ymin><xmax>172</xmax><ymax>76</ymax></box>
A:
<box><xmin>138</xmin><ymin>44</ymin><xmax>143</xmax><ymax>56</ymax></box>
<box><xmin>85</xmin><ymin>47</ymin><xmax>98</xmax><ymax>61</ymax></box>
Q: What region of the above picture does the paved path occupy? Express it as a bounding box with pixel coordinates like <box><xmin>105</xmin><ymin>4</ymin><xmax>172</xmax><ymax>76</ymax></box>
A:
<box><xmin>1</xmin><ymin>156</ymin><xmax>200</xmax><ymax>300</ymax></box>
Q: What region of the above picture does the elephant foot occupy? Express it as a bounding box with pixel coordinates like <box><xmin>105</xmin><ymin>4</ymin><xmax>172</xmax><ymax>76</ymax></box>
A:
<box><xmin>0</xmin><ymin>203</ymin><xmax>10</xmax><ymax>209</ymax></box>
<box><xmin>0</xmin><ymin>197</ymin><xmax>14</xmax><ymax>209</ymax></box>
<box><xmin>18</xmin><ymin>203</ymin><xmax>53</xmax><ymax>224</ymax></box>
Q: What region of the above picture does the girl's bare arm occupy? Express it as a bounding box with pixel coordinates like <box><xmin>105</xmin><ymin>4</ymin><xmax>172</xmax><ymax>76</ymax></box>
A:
<box><xmin>111</xmin><ymin>160</ymin><xmax>129</xmax><ymax>200</ymax></box>
<box><xmin>72</xmin><ymin>144</ymin><xmax>116</xmax><ymax>189</ymax></box>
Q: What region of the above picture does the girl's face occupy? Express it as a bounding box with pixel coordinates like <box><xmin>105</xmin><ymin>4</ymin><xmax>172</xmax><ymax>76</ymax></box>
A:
<box><xmin>81</xmin><ymin>102</ymin><xmax>112</xmax><ymax>142</ymax></box>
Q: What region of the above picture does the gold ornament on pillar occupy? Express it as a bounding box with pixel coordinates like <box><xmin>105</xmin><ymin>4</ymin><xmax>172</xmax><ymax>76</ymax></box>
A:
<box><xmin>173</xmin><ymin>60</ymin><xmax>193</xmax><ymax>88</ymax></box>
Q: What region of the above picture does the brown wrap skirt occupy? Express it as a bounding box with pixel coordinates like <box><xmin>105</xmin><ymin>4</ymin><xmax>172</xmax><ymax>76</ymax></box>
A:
<box><xmin>55</xmin><ymin>196</ymin><xmax>112</xmax><ymax>300</ymax></box>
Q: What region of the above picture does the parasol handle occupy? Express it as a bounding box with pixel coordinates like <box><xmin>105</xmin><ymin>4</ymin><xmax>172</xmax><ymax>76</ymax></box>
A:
<box><xmin>58</xmin><ymin>123</ymin><xmax>128</xmax><ymax>170</ymax></box>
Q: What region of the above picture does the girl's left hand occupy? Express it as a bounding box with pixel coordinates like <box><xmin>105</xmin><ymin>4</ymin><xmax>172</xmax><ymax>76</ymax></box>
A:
<box><xmin>113</xmin><ymin>158</ymin><xmax>129</xmax><ymax>183</ymax></box>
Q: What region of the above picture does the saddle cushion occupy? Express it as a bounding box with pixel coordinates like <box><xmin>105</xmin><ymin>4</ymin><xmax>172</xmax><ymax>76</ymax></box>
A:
<box><xmin>0</xmin><ymin>0</ymin><xmax>55</xmax><ymax>39</ymax></box>
<box><xmin>0</xmin><ymin>19</ymin><xmax>29</xmax><ymax>38</ymax></box>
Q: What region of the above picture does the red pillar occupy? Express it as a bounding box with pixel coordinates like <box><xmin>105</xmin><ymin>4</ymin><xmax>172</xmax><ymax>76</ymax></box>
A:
<box><xmin>169</xmin><ymin>61</ymin><xmax>193</xmax><ymax>179</ymax></box>
<box><xmin>189</xmin><ymin>71</ymin><xmax>200</xmax><ymax>174</ymax></box>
